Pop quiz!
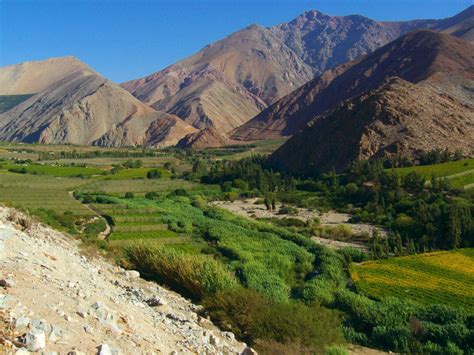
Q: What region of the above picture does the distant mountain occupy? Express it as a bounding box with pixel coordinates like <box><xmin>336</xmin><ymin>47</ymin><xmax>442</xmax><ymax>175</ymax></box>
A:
<box><xmin>122</xmin><ymin>24</ymin><xmax>314</xmax><ymax>133</ymax></box>
<box><xmin>266</xmin><ymin>31</ymin><xmax>474</xmax><ymax>175</ymax></box>
<box><xmin>0</xmin><ymin>57</ymin><xmax>196</xmax><ymax>146</ymax></box>
<box><xmin>124</xmin><ymin>6</ymin><xmax>473</xmax><ymax>138</ymax></box>
<box><xmin>232</xmin><ymin>27</ymin><xmax>474</xmax><ymax>141</ymax></box>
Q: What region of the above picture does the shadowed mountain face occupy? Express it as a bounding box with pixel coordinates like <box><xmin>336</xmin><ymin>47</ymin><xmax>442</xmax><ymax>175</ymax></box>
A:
<box><xmin>232</xmin><ymin>29</ymin><xmax>474</xmax><ymax>141</ymax></box>
<box><xmin>0</xmin><ymin>57</ymin><xmax>196</xmax><ymax>146</ymax></box>
<box><xmin>266</xmin><ymin>31</ymin><xmax>474</xmax><ymax>175</ymax></box>
<box><xmin>124</xmin><ymin>6</ymin><xmax>473</xmax><ymax>137</ymax></box>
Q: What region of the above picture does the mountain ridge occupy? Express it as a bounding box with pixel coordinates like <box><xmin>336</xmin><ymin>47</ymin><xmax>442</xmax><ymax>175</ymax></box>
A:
<box><xmin>266</xmin><ymin>31</ymin><xmax>474</xmax><ymax>175</ymax></box>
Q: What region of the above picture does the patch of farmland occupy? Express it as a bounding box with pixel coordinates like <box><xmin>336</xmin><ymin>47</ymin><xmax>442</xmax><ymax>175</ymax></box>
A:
<box><xmin>350</xmin><ymin>249</ymin><xmax>474</xmax><ymax>310</ymax></box>
<box><xmin>0</xmin><ymin>173</ymin><xmax>92</xmax><ymax>215</ymax></box>
<box><xmin>390</xmin><ymin>158</ymin><xmax>474</xmax><ymax>178</ymax></box>
<box><xmin>77</xmin><ymin>179</ymin><xmax>198</xmax><ymax>194</ymax></box>
<box><xmin>2</xmin><ymin>163</ymin><xmax>103</xmax><ymax>177</ymax></box>
<box><xmin>100</xmin><ymin>167</ymin><xmax>171</xmax><ymax>180</ymax></box>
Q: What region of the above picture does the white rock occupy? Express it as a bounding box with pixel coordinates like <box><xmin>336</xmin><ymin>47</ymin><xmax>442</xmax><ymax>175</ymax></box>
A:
<box><xmin>25</xmin><ymin>328</ymin><xmax>46</xmax><ymax>351</ymax></box>
<box><xmin>15</xmin><ymin>316</ymin><xmax>30</xmax><ymax>330</ymax></box>
<box><xmin>97</xmin><ymin>343</ymin><xmax>119</xmax><ymax>355</ymax></box>
<box><xmin>15</xmin><ymin>349</ymin><xmax>30</xmax><ymax>355</ymax></box>
<box><xmin>124</xmin><ymin>270</ymin><xmax>140</xmax><ymax>279</ymax></box>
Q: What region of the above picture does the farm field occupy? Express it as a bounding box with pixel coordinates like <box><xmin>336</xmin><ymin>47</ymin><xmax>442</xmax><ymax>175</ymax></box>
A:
<box><xmin>88</xmin><ymin>194</ymin><xmax>316</xmax><ymax>301</ymax></box>
<box><xmin>1</xmin><ymin>162</ymin><xmax>104</xmax><ymax>177</ymax></box>
<box><xmin>0</xmin><ymin>172</ymin><xmax>93</xmax><ymax>215</ymax></box>
<box><xmin>391</xmin><ymin>158</ymin><xmax>474</xmax><ymax>178</ymax></box>
<box><xmin>350</xmin><ymin>249</ymin><xmax>474</xmax><ymax>310</ymax></box>
<box><xmin>99</xmin><ymin>167</ymin><xmax>170</xmax><ymax>180</ymax></box>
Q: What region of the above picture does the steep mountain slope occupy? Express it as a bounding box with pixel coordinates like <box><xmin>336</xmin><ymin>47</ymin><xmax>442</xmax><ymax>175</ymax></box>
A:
<box><xmin>124</xmin><ymin>6</ymin><xmax>473</xmax><ymax>139</ymax></box>
<box><xmin>267</xmin><ymin>77</ymin><xmax>474</xmax><ymax>175</ymax></box>
<box><xmin>233</xmin><ymin>30</ymin><xmax>474</xmax><ymax>140</ymax></box>
<box><xmin>0</xmin><ymin>57</ymin><xmax>196</xmax><ymax>146</ymax></box>
<box><xmin>122</xmin><ymin>25</ymin><xmax>314</xmax><ymax>132</ymax></box>
<box><xmin>266</xmin><ymin>33</ymin><xmax>474</xmax><ymax>175</ymax></box>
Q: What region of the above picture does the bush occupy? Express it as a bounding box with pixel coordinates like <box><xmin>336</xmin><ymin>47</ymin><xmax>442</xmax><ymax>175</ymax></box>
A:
<box><xmin>145</xmin><ymin>191</ymin><xmax>159</xmax><ymax>199</ymax></box>
<box><xmin>191</xmin><ymin>196</ymin><xmax>206</xmax><ymax>210</ymax></box>
<box><xmin>124</xmin><ymin>192</ymin><xmax>134</xmax><ymax>199</ymax></box>
<box><xmin>125</xmin><ymin>243</ymin><xmax>236</xmax><ymax>300</ymax></box>
<box><xmin>278</xmin><ymin>206</ymin><xmax>298</xmax><ymax>215</ymax></box>
<box><xmin>147</xmin><ymin>169</ymin><xmax>162</xmax><ymax>179</ymax></box>
<box><xmin>325</xmin><ymin>345</ymin><xmax>349</xmax><ymax>355</ymax></box>
<box><xmin>203</xmin><ymin>287</ymin><xmax>343</xmax><ymax>351</ymax></box>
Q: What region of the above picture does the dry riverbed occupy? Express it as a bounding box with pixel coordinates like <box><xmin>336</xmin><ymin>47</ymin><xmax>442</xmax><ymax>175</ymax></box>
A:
<box><xmin>212</xmin><ymin>198</ymin><xmax>385</xmax><ymax>251</ymax></box>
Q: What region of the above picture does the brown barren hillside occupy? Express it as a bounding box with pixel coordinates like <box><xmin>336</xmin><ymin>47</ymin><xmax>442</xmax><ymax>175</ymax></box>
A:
<box><xmin>125</xmin><ymin>6</ymin><xmax>473</xmax><ymax>138</ymax></box>
<box><xmin>122</xmin><ymin>24</ymin><xmax>313</xmax><ymax>133</ymax></box>
<box><xmin>176</xmin><ymin>127</ymin><xmax>234</xmax><ymax>149</ymax></box>
<box><xmin>267</xmin><ymin>76</ymin><xmax>474</xmax><ymax>175</ymax></box>
<box><xmin>0</xmin><ymin>57</ymin><xmax>196</xmax><ymax>146</ymax></box>
<box><xmin>233</xmin><ymin>30</ymin><xmax>474</xmax><ymax>141</ymax></box>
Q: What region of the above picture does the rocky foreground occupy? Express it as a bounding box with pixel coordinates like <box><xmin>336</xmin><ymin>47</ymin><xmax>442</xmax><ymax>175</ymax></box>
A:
<box><xmin>0</xmin><ymin>206</ymin><xmax>249</xmax><ymax>354</ymax></box>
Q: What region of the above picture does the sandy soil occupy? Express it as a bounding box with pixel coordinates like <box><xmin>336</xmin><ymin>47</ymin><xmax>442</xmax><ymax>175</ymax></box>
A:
<box><xmin>211</xmin><ymin>198</ymin><xmax>385</xmax><ymax>250</ymax></box>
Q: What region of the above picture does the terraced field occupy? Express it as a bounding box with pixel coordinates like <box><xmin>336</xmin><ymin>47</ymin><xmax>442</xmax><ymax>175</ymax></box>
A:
<box><xmin>77</xmin><ymin>178</ymin><xmax>219</xmax><ymax>196</ymax></box>
<box><xmin>0</xmin><ymin>172</ymin><xmax>92</xmax><ymax>215</ymax></box>
<box><xmin>350</xmin><ymin>249</ymin><xmax>474</xmax><ymax>310</ymax></box>
<box><xmin>91</xmin><ymin>203</ymin><xmax>188</xmax><ymax>245</ymax></box>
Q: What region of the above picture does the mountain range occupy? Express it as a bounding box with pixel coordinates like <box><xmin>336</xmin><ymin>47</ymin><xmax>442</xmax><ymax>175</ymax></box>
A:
<box><xmin>0</xmin><ymin>5</ymin><xmax>472</xmax><ymax>153</ymax></box>
<box><xmin>267</xmin><ymin>30</ymin><xmax>474</xmax><ymax>174</ymax></box>
<box><xmin>0</xmin><ymin>57</ymin><xmax>196</xmax><ymax>146</ymax></box>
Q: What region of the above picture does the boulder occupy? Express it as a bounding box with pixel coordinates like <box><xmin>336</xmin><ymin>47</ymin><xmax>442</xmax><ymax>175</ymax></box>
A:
<box><xmin>25</xmin><ymin>328</ymin><xmax>46</xmax><ymax>351</ymax></box>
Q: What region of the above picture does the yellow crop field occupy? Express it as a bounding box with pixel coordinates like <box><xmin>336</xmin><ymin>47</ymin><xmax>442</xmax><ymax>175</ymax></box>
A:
<box><xmin>350</xmin><ymin>249</ymin><xmax>474</xmax><ymax>310</ymax></box>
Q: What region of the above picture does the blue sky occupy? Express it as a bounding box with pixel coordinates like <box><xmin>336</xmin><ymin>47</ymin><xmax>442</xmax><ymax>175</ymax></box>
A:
<box><xmin>1</xmin><ymin>0</ymin><xmax>472</xmax><ymax>82</ymax></box>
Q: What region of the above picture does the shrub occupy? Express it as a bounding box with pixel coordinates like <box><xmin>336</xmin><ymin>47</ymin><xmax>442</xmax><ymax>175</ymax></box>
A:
<box><xmin>278</xmin><ymin>206</ymin><xmax>298</xmax><ymax>215</ymax></box>
<box><xmin>145</xmin><ymin>191</ymin><xmax>159</xmax><ymax>199</ymax></box>
<box><xmin>191</xmin><ymin>196</ymin><xmax>206</xmax><ymax>210</ymax></box>
<box><xmin>124</xmin><ymin>192</ymin><xmax>134</xmax><ymax>199</ymax></box>
<box><xmin>325</xmin><ymin>345</ymin><xmax>349</xmax><ymax>355</ymax></box>
<box><xmin>203</xmin><ymin>287</ymin><xmax>343</xmax><ymax>351</ymax></box>
<box><xmin>124</xmin><ymin>243</ymin><xmax>236</xmax><ymax>299</ymax></box>
<box><xmin>147</xmin><ymin>169</ymin><xmax>162</xmax><ymax>179</ymax></box>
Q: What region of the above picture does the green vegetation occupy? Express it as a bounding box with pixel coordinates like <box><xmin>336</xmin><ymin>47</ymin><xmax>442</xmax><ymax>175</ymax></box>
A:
<box><xmin>391</xmin><ymin>158</ymin><xmax>474</xmax><ymax>179</ymax></box>
<box><xmin>3</xmin><ymin>162</ymin><xmax>103</xmax><ymax>177</ymax></box>
<box><xmin>350</xmin><ymin>249</ymin><xmax>474</xmax><ymax>310</ymax></box>
<box><xmin>0</xmin><ymin>94</ymin><xmax>35</xmax><ymax>113</ymax></box>
<box><xmin>0</xmin><ymin>172</ymin><xmax>92</xmax><ymax>215</ymax></box>
<box><xmin>0</xmin><ymin>142</ymin><xmax>472</xmax><ymax>354</ymax></box>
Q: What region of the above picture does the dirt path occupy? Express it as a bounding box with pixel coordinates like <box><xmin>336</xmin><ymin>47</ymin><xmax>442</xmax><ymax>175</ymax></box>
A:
<box><xmin>0</xmin><ymin>206</ymin><xmax>246</xmax><ymax>354</ymax></box>
<box><xmin>68</xmin><ymin>191</ymin><xmax>111</xmax><ymax>240</ymax></box>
